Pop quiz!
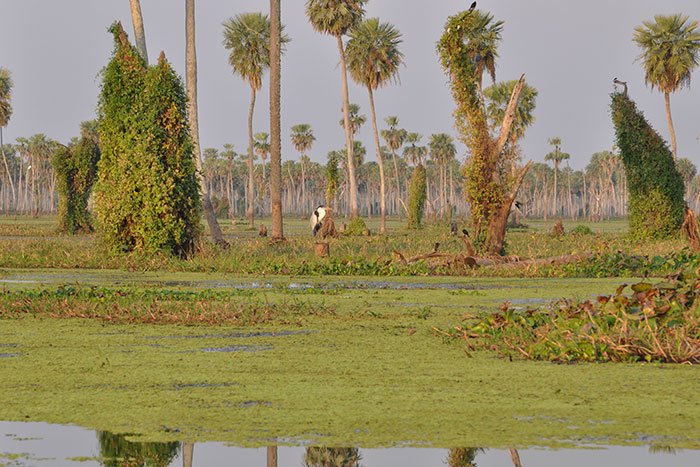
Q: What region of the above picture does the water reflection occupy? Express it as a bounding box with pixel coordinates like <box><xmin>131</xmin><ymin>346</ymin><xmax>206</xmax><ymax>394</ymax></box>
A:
<box><xmin>303</xmin><ymin>447</ymin><xmax>361</xmax><ymax>466</ymax></box>
<box><xmin>98</xmin><ymin>431</ymin><xmax>180</xmax><ymax>466</ymax></box>
<box><xmin>0</xmin><ymin>422</ymin><xmax>697</xmax><ymax>467</ymax></box>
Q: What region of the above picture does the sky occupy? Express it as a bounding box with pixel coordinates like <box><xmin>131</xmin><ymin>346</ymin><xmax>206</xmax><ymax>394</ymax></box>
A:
<box><xmin>1</xmin><ymin>0</ymin><xmax>699</xmax><ymax>170</ymax></box>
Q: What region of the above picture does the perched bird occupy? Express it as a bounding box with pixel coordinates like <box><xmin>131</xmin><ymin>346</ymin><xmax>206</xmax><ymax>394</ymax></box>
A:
<box><xmin>468</xmin><ymin>1</ymin><xmax>477</xmax><ymax>12</ymax></box>
<box><xmin>514</xmin><ymin>200</ymin><xmax>522</xmax><ymax>211</ymax></box>
<box><xmin>613</xmin><ymin>77</ymin><xmax>628</xmax><ymax>96</ymax></box>
<box><xmin>462</xmin><ymin>228</ymin><xmax>470</xmax><ymax>238</ymax></box>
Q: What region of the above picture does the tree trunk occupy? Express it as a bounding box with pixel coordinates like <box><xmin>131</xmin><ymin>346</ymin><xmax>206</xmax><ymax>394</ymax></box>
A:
<box><xmin>0</xmin><ymin>128</ymin><xmax>15</xmax><ymax>209</ymax></box>
<box><xmin>336</xmin><ymin>35</ymin><xmax>359</xmax><ymax>218</ymax></box>
<box><xmin>390</xmin><ymin>149</ymin><xmax>401</xmax><ymax>220</ymax></box>
<box><xmin>553</xmin><ymin>160</ymin><xmax>558</xmax><ymax>217</ymax></box>
<box><xmin>128</xmin><ymin>0</ymin><xmax>148</xmax><ymax>64</ymax></box>
<box><xmin>485</xmin><ymin>161</ymin><xmax>532</xmax><ymax>255</ymax></box>
<box><xmin>367</xmin><ymin>87</ymin><xmax>386</xmax><ymax>233</ymax></box>
<box><xmin>267</xmin><ymin>446</ymin><xmax>278</xmax><ymax>467</ymax></box>
<box><xmin>664</xmin><ymin>91</ymin><xmax>677</xmax><ymax>160</ymax></box>
<box><xmin>247</xmin><ymin>86</ymin><xmax>256</xmax><ymax>227</ymax></box>
<box><xmin>182</xmin><ymin>443</ymin><xmax>194</xmax><ymax>467</ymax></box>
<box><xmin>185</xmin><ymin>0</ymin><xmax>228</xmax><ymax>248</ymax></box>
<box><xmin>269</xmin><ymin>0</ymin><xmax>284</xmax><ymax>239</ymax></box>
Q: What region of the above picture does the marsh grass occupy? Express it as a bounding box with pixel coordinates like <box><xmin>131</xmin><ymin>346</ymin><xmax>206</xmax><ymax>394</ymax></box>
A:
<box><xmin>0</xmin><ymin>216</ymin><xmax>694</xmax><ymax>277</ymax></box>
<box><xmin>0</xmin><ymin>286</ymin><xmax>336</xmax><ymax>326</ymax></box>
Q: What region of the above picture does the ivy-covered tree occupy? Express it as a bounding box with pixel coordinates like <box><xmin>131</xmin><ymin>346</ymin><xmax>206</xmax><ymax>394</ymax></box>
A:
<box><xmin>52</xmin><ymin>120</ymin><xmax>100</xmax><ymax>233</ymax></box>
<box><xmin>94</xmin><ymin>22</ymin><xmax>201</xmax><ymax>256</ymax></box>
<box><xmin>437</xmin><ymin>7</ymin><xmax>531</xmax><ymax>255</ymax></box>
<box><xmin>407</xmin><ymin>163</ymin><xmax>427</xmax><ymax>229</ymax></box>
<box><xmin>611</xmin><ymin>92</ymin><xmax>685</xmax><ymax>239</ymax></box>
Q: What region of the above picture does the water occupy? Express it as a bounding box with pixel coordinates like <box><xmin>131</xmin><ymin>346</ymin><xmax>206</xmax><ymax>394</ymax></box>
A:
<box><xmin>1</xmin><ymin>422</ymin><xmax>698</xmax><ymax>467</ymax></box>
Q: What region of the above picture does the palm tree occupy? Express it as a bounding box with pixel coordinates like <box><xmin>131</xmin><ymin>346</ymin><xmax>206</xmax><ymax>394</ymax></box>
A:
<box><xmin>269</xmin><ymin>0</ymin><xmax>284</xmax><ymax>239</ymax></box>
<box><xmin>340</xmin><ymin>103</ymin><xmax>366</xmax><ymax>142</ymax></box>
<box><xmin>381</xmin><ymin>116</ymin><xmax>407</xmax><ymax>217</ymax></box>
<box><xmin>306</xmin><ymin>0</ymin><xmax>367</xmax><ymax>218</ymax></box>
<box><xmin>464</xmin><ymin>11</ymin><xmax>504</xmax><ymax>98</ymax></box>
<box><xmin>403</xmin><ymin>132</ymin><xmax>427</xmax><ymax>166</ymax></box>
<box><xmin>254</xmin><ymin>132</ymin><xmax>270</xmax><ymax>181</ymax></box>
<box><xmin>186</xmin><ymin>0</ymin><xmax>228</xmax><ymax>248</ymax></box>
<box><xmin>0</xmin><ymin>67</ymin><xmax>15</xmax><ymax>209</ymax></box>
<box><xmin>128</xmin><ymin>0</ymin><xmax>148</xmax><ymax>64</ymax></box>
<box><xmin>346</xmin><ymin>17</ymin><xmax>404</xmax><ymax>233</ymax></box>
<box><xmin>290</xmin><ymin>123</ymin><xmax>315</xmax><ymax>211</ymax></box>
<box><xmin>634</xmin><ymin>14</ymin><xmax>700</xmax><ymax>160</ymax></box>
<box><xmin>544</xmin><ymin>137</ymin><xmax>570</xmax><ymax>218</ymax></box>
<box><xmin>484</xmin><ymin>79</ymin><xmax>537</xmax><ymax>147</ymax></box>
<box><xmin>428</xmin><ymin>133</ymin><xmax>456</xmax><ymax>214</ymax></box>
<box><xmin>223</xmin><ymin>12</ymin><xmax>277</xmax><ymax>227</ymax></box>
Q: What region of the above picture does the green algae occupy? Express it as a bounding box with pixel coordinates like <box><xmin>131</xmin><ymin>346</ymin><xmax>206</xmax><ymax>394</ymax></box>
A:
<box><xmin>1</xmin><ymin>274</ymin><xmax>699</xmax><ymax>449</ymax></box>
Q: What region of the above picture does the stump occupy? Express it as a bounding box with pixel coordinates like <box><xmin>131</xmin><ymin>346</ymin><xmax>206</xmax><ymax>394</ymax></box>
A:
<box><xmin>258</xmin><ymin>225</ymin><xmax>268</xmax><ymax>237</ymax></box>
<box><xmin>683</xmin><ymin>206</ymin><xmax>700</xmax><ymax>251</ymax></box>
<box><xmin>551</xmin><ymin>219</ymin><xmax>565</xmax><ymax>236</ymax></box>
<box><xmin>314</xmin><ymin>242</ymin><xmax>330</xmax><ymax>257</ymax></box>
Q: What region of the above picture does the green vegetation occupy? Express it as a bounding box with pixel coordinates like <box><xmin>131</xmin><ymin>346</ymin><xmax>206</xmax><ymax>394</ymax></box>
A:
<box><xmin>52</xmin><ymin>121</ymin><xmax>100</xmax><ymax>234</ymax></box>
<box><xmin>95</xmin><ymin>23</ymin><xmax>201</xmax><ymax>257</ymax></box>
<box><xmin>407</xmin><ymin>163</ymin><xmax>426</xmax><ymax>229</ymax></box>
<box><xmin>443</xmin><ymin>275</ymin><xmax>700</xmax><ymax>363</ymax></box>
<box><xmin>1</xmin><ymin>275</ymin><xmax>699</xmax><ymax>448</ymax></box>
<box><xmin>611</xmin><ymin>92</ymin><xmax>685</xmax><ymax>239</ymax></box>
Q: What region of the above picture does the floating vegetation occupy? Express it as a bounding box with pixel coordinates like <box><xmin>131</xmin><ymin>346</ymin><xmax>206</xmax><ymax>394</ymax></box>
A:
<box><xmin>438</xmin><ymin>273</ymin><xmax>700</xmax><ymax>363</ymax></box>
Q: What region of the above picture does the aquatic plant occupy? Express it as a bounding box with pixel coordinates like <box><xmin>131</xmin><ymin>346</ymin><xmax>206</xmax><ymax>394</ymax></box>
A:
<box><xmin>441</xmin><ymin>274</ymin><xmax>700</xmax><ymax>363</ymax></box>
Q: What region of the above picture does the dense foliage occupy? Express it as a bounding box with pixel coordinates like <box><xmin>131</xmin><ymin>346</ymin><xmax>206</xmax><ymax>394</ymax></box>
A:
<box><xmin>52</xmin><ymin>121</ymin><xmax>100</xmax><ymax>233</ymax></box>
<box><xmin>443</xmin><ymin>274</ymin><xmax>700</xmax><ymax>364</ymax></box>
<box><xmin>95</xmin><ymin>23</ymin><xmax>201</xmax><ymax>257</ymax></box>
<box><xmin>407</xmin><ymin>163</ymin><xmax>427</xmax><ymax>229</ymax></box>
<box><xmin>611</xmin><ymin>92</ymin><xmax>685</xmax><ymax>239</ymax></box>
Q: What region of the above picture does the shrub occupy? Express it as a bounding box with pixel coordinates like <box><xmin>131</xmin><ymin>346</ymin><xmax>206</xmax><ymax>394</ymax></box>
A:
<box><xmin>570</xmin><ymin>224</ymin><xmax>593</xmax><ymax>235</ymax></box>
<box><xmin>344</xmin><ymin>216</ymin><xmax>368</xmax><ymax>236</ymax></box>
<box><xmin>407</xmin><ymin>163</ymin><xmax>427</xmax><ymax>229</ymax></box>
<box><xmin>94</xmin><ymin>23</ymin><xmax>201</xmax><ymax>257</ymax></box>
<box><xmin>611</xmin><ymin>92</ymin><xmax>684</xmax><ymax>239</ymax></box>
<box><xmin>53</xmin><ymin>121</ymin><xmax>100</xmax><ymax>234</ymax></box>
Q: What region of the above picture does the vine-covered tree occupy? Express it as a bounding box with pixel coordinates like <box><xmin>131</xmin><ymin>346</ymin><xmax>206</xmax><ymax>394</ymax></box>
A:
<box><xmin>53</xmin><ymin>120</ymin><xmax>100</xmax><ymax>233</ymax></box>
<box><xmin>437</xmin><ymin>7</ymin><xmax>531</xmax><ymax>255</ymax></box>
<box><xmin>634</xmin><ymin>14</ymin><xmax>700</xmax><ymax>160</ymax></box>
<box><xmin>407</xmin><ymin>162</ymin><xmax>427</xmax><ymax>229</ymax></box>
<box><xmin>611</xmin><ymin>91</ymin><xmax>685</xmax><ymax>239</ymax></box>
<box><xmin>95</xmin><ymin>22</ymin><xmax>201</xmax><ymax>256</ymax></box>
<box><xmin>346</xmin><ymin>17</ymin><xmax>403</xmax><ymax>233</ymax></box>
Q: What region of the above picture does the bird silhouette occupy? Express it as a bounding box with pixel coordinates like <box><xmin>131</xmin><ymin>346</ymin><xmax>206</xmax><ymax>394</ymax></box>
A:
<box><xmin>468</xmin><ymin>1</ymin><xmax>477</xmax><ymax>12</ymax></box>
<box><xmin>613</xmin><ymin>77</ymin><xmax>628</xmax><ymax>96</ymax></box>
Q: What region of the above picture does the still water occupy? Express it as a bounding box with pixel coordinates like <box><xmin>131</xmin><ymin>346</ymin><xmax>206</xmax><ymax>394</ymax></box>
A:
<box><xmin>1</xmin><ymin>421</ymin><xmax>698</xmax><ymax>467</ymax></box>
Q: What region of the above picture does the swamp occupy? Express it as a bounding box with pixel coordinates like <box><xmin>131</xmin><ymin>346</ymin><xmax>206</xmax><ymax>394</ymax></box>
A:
<box><xmin>1</xmin><ymin>217</ymin><xmax>699</xmax><ymax>465</ymax></box>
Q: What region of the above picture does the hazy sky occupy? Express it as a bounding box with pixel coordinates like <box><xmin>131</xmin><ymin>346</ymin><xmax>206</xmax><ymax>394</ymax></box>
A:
<box><xmin>1</xmin><ymin>0</ymin><xmax>699</xmax><ymax>170</ymax></box>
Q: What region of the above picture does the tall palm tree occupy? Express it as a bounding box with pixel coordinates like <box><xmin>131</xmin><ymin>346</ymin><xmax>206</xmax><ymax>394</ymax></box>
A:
<box><xmin>0</xmin><ymin>67</ymin><xmax>15</xmax><ymax>208</ymax></box>
<box><xmin>381</xmin><ymin>116</ymin><xmax>407</xmax><ymax>217</ymax></box>
<box><xmin>544</xmin><ymin>137</ymin><xmax>570</xmax><ymax>218</ymax></box>
<box><xmin>346</xmin><ymin>17</ymin><xmax>404</xmax><ymax>233</ymax></box>
<box><xmin>186</xmin><ymin>0</ymin><xmax>228</xmax><ymax>248</ymax></box>
<box><xmin>306</xmin><ymin>0</ymin><xmax>367</xmax><ymax>218</ymax></box>
<box><xmin>128</xmin><ymin>0</ymin><xmax>148</xmax><ymax>64</ymax></box>
<box><xmin>290</xmin><ymin>123</ymin><xmax>315</xmax><ymax>211</ymax></box>
<box><xmin>223</xmin><ymin>12</ymin><xmax>277</xmax><ymax>227</ymax></box>
<box><xmin>634</xmin><ymin>14</ymin><xmax>700</xmax><ymax>160</ymax></box>
<box><xmin>428</xmin><ymin>133</ymin><xmax>456</xmax><ymax>213</ymax></box>
<box><xmin>269</xmin><ymin>0</ymin><xmax>284</xmax><ymax>239</ymax></box>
